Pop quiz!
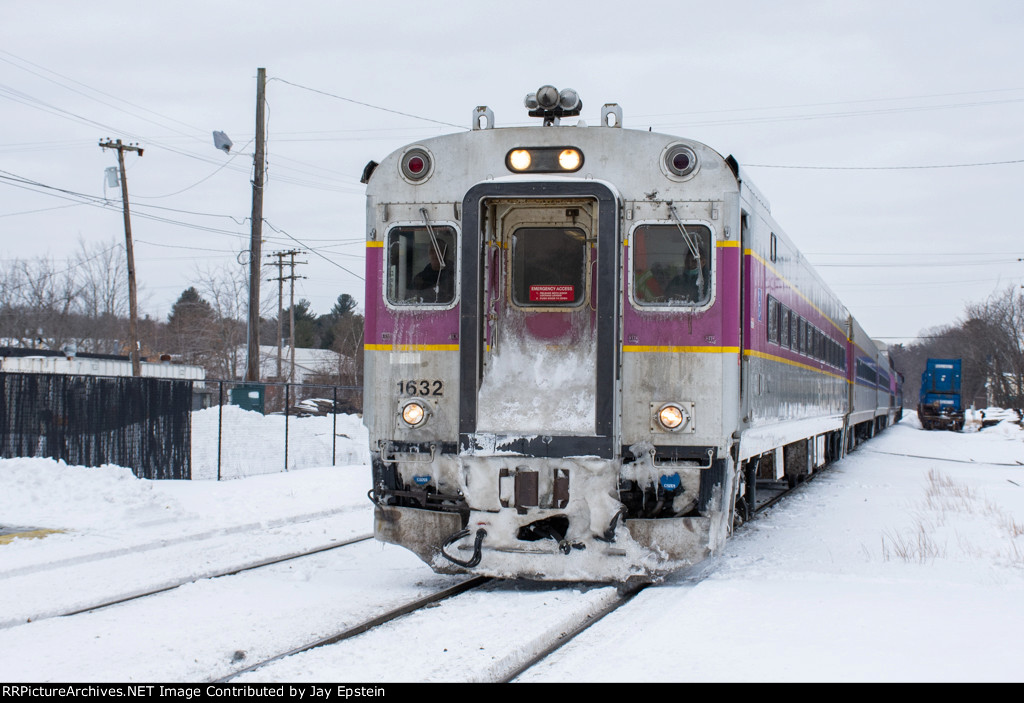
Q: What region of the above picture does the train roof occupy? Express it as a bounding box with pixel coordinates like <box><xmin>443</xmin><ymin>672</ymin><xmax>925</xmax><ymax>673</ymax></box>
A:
<box><xmin>364</xmin><ymin>113</ymin><xmax>741</xmax><ymax>206</ymax></box>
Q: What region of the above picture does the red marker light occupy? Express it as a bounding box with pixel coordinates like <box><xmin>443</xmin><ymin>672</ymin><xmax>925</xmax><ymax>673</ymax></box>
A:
<box><xmin>401</xmin><ymin>148</ymin><xmax>432</xmax><ymax>181</ymax></box>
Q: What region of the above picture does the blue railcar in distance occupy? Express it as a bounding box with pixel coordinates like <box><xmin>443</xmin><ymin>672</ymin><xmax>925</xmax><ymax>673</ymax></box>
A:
<box><xmin>918</xmin><ymin>358</ymin><xmax>963</xmax><ymax>431</ymax></box>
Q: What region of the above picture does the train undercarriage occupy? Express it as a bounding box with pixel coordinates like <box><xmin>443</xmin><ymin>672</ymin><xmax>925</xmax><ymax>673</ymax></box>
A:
<box><xmin>370</xmin><ymin>446</ymin><xmax>733</xmax><ymax>582</ymax></box>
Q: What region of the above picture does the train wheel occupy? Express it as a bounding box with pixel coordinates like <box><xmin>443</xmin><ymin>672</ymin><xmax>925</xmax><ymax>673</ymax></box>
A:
<box><xmin>732</xmin><ymin>460</ymin><xmax>756</xmax><ymax>531</ymax></box>
<box><xmin>744</xmin><ymin>460</ymin><xmax>758</xmax><ymax>514</ymax></box>
<box><xmin>733</xmin><ymin>497</ymin><xmax>749</xmax><ymax>530</ymax></box>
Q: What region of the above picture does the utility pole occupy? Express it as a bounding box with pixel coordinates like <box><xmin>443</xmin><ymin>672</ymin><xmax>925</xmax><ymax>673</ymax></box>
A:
<box><xmin>99</xmin><ymin>138</ymin><xmax>143</xmax><ymax>377</ymax></box>
<box><xmin>266</xmin><ymin>249</ymin><xmax>305</xmax><ymax>381</ymax></box>
<box><xmin>246</xmin><ymin>67</ymin><xmax>267</xmax><ymax>383</ymax></box>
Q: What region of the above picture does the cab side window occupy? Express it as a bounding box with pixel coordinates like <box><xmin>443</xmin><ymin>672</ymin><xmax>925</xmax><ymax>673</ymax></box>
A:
<box><xmin>632</xmin><ymin>224</ymin><xmax>712</xmax><ymax>306</ymax></box>
<box><xmin>386</xmin><ymin>226</ymin><xmax>457</xmax><ymax>305</ymax></box>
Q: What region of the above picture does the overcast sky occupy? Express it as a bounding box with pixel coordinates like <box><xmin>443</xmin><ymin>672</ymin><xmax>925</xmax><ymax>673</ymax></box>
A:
<box><xmin>3</xmin><ymin>1</ymin><xmax>1023</xmax><ymax>343</ymax></box>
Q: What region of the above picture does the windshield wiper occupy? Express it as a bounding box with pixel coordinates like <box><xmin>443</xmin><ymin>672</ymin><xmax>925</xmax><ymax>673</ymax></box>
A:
<box><xmin>667</xmin><ymin>202</ymin><xmax>704</xmax><ymax>292</ymax></box>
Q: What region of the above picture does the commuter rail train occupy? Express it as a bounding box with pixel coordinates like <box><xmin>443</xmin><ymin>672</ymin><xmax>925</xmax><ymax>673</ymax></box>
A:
<box><xmin>362</xmin><ymin>86</ymin><xmax>901</xmax><ymax>582</ymax></box>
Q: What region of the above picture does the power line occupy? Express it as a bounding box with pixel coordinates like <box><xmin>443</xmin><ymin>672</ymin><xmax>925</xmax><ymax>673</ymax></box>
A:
<box><xmin>745</xmin><ymin>157</ymin><xmax>1024</xmax><ymax>170</ymax></box>
<box><xmin>134</xmin><ymin>138</ymin><xmax>254</xmax><ymax>199</ymax></box>
<box><xmin>271</xmin><ymin>77</ymin><xmax>466</xmax><ymax>130</ymax></box>
<box><xmin>135</xmin><ymin>239</ymin><xmax>241</xmax><ymax>254</ymax></box>
<box><xmin>0</xmin><ymin>82</ymin><xmax>356</xmax><ymax>194</ymax></box>
<box><xmin>631</xmin><ymin>86</ymin><xmax>1024</xmax><ymax>121</ymax></box>
<box><xmin>813</xmin><ymin>258</ymin><xmax>1021</xmax><ymax>268</ymax></box>
<box><xmin>0</xmin><ymin>50</ymin><xmax>210</xmax><ymax>140</ymax></box>
<box><xmin>0</xmin><ymin>202</ymin><xmax>86</xmax><ymax>218</ymax></box>
<box><xmin>645</xmin><ymin>95</ymin><xmax>1024</xmax><ymax>131</ymax></box>
<box><xmin>0</xmin><ymin>169</ymin><xmax>251</xmax><ymax>238</ymax></box>
<box><xmin>0</xmin><ymin>56</ymin><xmax>375</xmax><ymax>195</ymax></box>
<box><xmin>0</xmin><ymin>169</ymin><xmax>362</xmax><ymax>276</ymax></box>
<box><xmin>262</xmin><ymin>220</ymin><xmax>364</xmax><ymax>281</ymax></box>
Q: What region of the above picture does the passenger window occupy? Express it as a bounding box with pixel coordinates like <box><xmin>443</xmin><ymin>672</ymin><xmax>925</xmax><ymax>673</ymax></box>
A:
<box><xmin>386</xmin><ymin>226</ymin><xmax>457</xmax><ymax>305</ymax></box>
<box><xmin>511</xmin><ymin>227</ymin><xmax>587</xmax><ymax>307</ymax></box>
<box><xmin>632</xmin><ymin>224</ymin><xmax>713</xmax><ymax>306</ymax></box>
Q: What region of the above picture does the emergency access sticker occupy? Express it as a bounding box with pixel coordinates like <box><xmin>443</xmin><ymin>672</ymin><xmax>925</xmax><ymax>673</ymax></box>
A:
<box><xmin>529</xmin><ymin>285</ymin><xmax>575</xmax><ymax>302</ymax></box>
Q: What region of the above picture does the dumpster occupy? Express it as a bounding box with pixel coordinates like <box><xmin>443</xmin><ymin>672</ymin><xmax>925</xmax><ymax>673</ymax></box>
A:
<box><xmin>230</xmin><ymin>384</ymin><xmax>265</xmax><ymax>413</ymax></box>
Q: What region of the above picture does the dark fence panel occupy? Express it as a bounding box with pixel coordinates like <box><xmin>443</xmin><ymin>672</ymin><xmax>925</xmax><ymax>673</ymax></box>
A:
<box><xmin>0</xmin><ymin>372</ymin><xmax>192</xmax><ymax>480</ymax></box>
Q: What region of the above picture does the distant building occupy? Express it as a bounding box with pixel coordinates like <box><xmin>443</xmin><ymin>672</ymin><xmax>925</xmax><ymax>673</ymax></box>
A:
<box><xmin>0</xmin><ymin>346</ymin><xmax>209</xmax><ymax>409</ymax></box>
<box><xmin>0</xmin><ymin>346</ymin><xmax>205</xmax><ymax>382</ymax></box>
<box><xmin>257</xmin><ymin>345</ymin><xmax>354</xmax><ymax>385</ymax></box>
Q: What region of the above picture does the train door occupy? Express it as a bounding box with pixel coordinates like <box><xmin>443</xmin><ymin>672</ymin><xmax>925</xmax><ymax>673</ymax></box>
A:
<box><xmin>459</xmin><ymin>182</ymin><xmax>619</xmax><ymax>456</ymax></box>
<box><xmin>478</xmin><ymin>198</ymin><xmax>596</xmax><ymax>434</ymax></box>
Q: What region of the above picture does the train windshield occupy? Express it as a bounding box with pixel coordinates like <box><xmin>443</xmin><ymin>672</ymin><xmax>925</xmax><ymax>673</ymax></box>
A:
<box><xmin>632</xmin><ymin>224</ymin><xmax>712</xmax><ymax>306</ymax></box>
<box><xmin>386</xmin><ymin>225</ymin><xmax>457</xmax><ymax>305</ymax></box>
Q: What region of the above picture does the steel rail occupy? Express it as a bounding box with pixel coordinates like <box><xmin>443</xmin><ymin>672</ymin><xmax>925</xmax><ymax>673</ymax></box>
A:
<box><xmin>38</xmin><ymin>534</ymin><xmax>374</xmax><ymax>623</ymax></box>
<box><xmin>215</xmin><ymin>575</ymin><xmax>491</xmax><ymax>682</ymax></box>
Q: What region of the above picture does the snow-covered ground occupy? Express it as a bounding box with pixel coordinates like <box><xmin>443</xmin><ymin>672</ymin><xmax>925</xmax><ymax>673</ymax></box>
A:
<box><xmin>0</xmin><ymin>412</ymin><xmax>1022</xmax><ymax>682</ymax></box>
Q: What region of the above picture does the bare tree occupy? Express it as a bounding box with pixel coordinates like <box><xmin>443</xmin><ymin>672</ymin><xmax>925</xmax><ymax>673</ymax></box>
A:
<box><xmin>192</xmin><ymin>264</ymin><xmax>247</xmax><ymax>379</ymax></box>
<box><xmin>72</xmin><ymin>238</ymin><xmax>129</xmax><ymax>354</ymax></box>
<box><xmin>0</xmin><ymin>255</ymin><xmax>81</xmax><ymax>349</ymax></box>
<box><xmin>964</xmin><ymin>287</ymin><xmax>1024</xmax><ymax>407</ymax></box>
<box><xmin>330</xmin><ymin>313</ymin><xmax>364</xmax><ymax>388</ymax></box>
<box><xmin>190</xmin><ymin>261</ymin><xmax>275</xmax><ymax>380</ymax></box>
<box><xmin>893</xmin><ymin>285</ymin><xmax>1024</xmax><ymax>410</ymax></box>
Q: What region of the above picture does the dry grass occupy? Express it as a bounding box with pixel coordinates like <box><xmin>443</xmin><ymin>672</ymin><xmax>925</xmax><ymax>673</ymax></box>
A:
<box><xmin>881</xmin><ymin>521</ymin><xmax>945</xmax><ymax>563</ymax></box>
<box><xmin>923</xmin><ymin>469</ymin><xmax>977</xmax><ymax>515</ymax></box>
<box><xmin>1004</xmin><ymin>515</ymin><xmax>1024</xmax><ymax>539</ymax></box>
<box><xmin>881</xmin><ymin>470</ymin><xmax>1024</xmax><ymax>565</ymax></box>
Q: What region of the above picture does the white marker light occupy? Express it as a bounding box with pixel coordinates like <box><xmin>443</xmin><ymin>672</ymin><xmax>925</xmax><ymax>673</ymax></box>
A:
<box><xmin>509</xmin><ymin>149</ymin><xmax>532</xmax><ymax>171</ymax></box>
<box><xmin>558</xmin><ymin>149</ymin><xmax>582</xmax><ymax>170</ymax></box>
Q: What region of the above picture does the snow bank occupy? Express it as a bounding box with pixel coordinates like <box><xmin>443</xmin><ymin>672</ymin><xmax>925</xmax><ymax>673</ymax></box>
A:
<box><xmin>0</xmin><ymin>456</ymin><xmax>369</xmax><ymax>537</ymax></box>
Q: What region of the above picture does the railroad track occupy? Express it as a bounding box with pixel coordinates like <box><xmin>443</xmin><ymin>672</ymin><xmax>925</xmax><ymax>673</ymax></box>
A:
<box><xmin>217</xmin><ymin>575</ymin><xmax>491</xmax><ymax>682</ymax></box>
<box><xmin>2</xmin><ymin>533</ymin><xmax>373</xmax><ymax>628</ymax></box>
<box><xmin>506</xmin><ymin>472</ymin><xmax>824</xmax><ymax>679</ymax></box>
<box><xmin>226</xmin><ymin>469</ymin><xmax>827</xmax><ymax>682</ymax></box>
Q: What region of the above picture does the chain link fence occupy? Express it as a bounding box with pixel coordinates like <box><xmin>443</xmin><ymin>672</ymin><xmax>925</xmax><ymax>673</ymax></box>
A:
<box><xmin>192</xmin><ymin>380</ymin><xmax>368</xmax><ymax>480</ymax></box>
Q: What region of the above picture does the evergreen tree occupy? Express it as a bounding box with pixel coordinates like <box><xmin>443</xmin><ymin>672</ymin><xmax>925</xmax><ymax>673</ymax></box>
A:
<box><xmin>330</xmin><ymin>293</ymin><xmax>357</xmax><ymax>319</ymax></box>
<box><xmin>166</xmin><ymin>287</ymin><xmax>216</xmax><ymax>365</ymax></box>
<box><xmin>167</xmin><ymin>287</ymin><xmax>214</xmax><ymax>324</ymax></box>
<box><xmin>284</xmin><ymin>298</ymin><xmax>318</xmax><ymax>348</ymax></box>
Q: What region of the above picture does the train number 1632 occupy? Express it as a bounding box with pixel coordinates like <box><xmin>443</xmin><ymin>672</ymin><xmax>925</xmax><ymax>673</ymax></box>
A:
<box><xmin>397</xmin><ymin>380</ymin><xmax>444</xmax><ymax>396</ymax></box>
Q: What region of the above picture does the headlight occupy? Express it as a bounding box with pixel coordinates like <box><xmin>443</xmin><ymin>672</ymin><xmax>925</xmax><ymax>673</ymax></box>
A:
<box><xmin>657</xmin><ymin>403</ymin><xmax>688</xmax><ymax>431</ymax></box>
<box><xmin>401</xmin><ymin>400</ymin><xmax>429</xmax><ymax>427</ymax></box>
<box><xmin>505</xmin><ymin>146</ymin><xmax>584</xmax><ymax>173</ymax></box>
<box><xmin>508</xmin><ymin>149</ymin><xmax>532</xmax><ymax>171</ymax></box>
<box><xmin>558</xmin><ymin>148</ymin><xmax>582</xmax><ymax>170</ymax></box>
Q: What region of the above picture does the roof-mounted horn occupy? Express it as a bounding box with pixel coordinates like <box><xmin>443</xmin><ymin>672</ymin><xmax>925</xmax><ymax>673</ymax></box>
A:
<box><xmin>524</xmin><ymin>85</ymin><xmax>582</xmax><ymax>126</ymax></box>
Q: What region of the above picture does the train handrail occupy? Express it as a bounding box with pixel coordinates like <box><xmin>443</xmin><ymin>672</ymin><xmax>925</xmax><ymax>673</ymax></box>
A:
<box><xmin>378</xmin><ymin>441</ymin><xmax>437</xmax><ymax>465</ymax></box>
<box><xmin>650</xmin><ymin>447</ymin><xmax>715</xmax><ymax>470</ymax></box>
